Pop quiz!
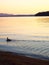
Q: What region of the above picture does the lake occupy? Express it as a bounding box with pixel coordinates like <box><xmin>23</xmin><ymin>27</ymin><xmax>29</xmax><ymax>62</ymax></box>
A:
<box><xmin>0</xmin><ymin>17</ymin><xmax>49</xmax><ymax>60</ymax></box>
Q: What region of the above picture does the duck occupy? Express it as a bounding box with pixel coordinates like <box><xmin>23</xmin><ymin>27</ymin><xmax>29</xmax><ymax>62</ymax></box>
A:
<box><xmin>6</xmin><ymin>37</ymin><xmax>12</xmax><ymax>42</ymax></box>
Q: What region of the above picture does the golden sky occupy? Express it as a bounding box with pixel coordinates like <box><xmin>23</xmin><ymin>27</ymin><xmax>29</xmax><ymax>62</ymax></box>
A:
<box><xmin>0</xmin><ymin>0</ymin><xmax>49</xmax><ymax>14</ymax></box>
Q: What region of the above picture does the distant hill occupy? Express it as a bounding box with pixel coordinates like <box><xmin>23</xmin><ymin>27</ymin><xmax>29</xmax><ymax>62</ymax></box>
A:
<box><xmin>0</xmin><ymin>11</ymin><xmax>49</xmax><ymax>17</ymax></box>
<box><xmin>0</xmin><ymin>13</ymin><xmax>14</xmax><ymax>17</ymax></box>
<box><xmin>35</xmin><ymin>11</ymin><xmax>49</xmax><ymax>16</ymax></box>
<box><xmin>0</xmin><ymin>13</ymin><xmax>33</xmax><ymax>17</ymax></box>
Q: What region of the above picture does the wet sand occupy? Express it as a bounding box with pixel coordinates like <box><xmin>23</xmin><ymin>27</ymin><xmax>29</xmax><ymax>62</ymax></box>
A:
<box><xmin>0</xmin><ymin>51</ymin><xmax>49</xmax><ymax>65</ymax></box>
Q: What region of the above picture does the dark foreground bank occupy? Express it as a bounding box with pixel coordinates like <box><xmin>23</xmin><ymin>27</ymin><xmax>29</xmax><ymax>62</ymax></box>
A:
<box><xmin>0</xmin><ymin>51</ymin><xmax>49</xmax><ymax>65</ymax></box>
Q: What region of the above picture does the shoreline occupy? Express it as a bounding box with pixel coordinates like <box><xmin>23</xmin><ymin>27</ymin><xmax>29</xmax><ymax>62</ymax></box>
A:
<box><xmin>0</xmin><ymin>51</ymin><xmax>49</xmax><ymax>65</ymax></box>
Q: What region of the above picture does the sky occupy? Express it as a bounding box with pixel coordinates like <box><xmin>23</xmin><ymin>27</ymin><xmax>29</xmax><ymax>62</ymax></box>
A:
<box><xmin>0</xmin><ymin>0</ymin><xmax>49</xmax><ymax>14</ymax></box>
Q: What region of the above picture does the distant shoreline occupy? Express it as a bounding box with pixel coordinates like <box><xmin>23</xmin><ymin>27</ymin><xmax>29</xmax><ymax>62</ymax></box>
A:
<box><xmin>0</xmin><ymin>15</ymin><xmax>34</xmax><ymax>17</ymax></box>
<box><xmin>0</xmin><ymin>16</ymin><xmax>49</xmax><ymax>17</ymax></box>
<box><xmin>0</xmin><ymin>11</ymin><xmax>49</xmax><ymax>17</ymax></box>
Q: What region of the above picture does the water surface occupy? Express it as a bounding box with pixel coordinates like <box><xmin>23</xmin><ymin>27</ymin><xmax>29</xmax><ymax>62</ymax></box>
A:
<box><xmin>0</xmin><ymin>17</ymin><xmax>49</xmax><ymax>60</ymax></box>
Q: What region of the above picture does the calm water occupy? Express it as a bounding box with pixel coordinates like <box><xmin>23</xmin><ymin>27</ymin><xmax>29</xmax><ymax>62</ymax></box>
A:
<box><xmin>0</xmin><ymin>17</ymin><xmax>49</xmax><ymax>60</ymax></box>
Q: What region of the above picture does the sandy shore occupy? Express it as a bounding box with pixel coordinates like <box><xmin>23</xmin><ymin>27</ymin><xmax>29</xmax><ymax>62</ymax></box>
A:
<box><xmin>0</xmin><ymin>51</ymin><xmax>49</xmax><ymax>65</ymax></box>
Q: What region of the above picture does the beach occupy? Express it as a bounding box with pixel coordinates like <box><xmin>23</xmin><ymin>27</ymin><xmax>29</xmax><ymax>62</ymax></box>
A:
<box><xmin>0</xmin><ymin>51</ymin><xmax>49</xmax><ymax>65</ymax></box>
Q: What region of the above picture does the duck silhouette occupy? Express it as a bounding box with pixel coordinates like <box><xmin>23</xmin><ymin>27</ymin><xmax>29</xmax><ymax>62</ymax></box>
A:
<box><xmin>6</xmin><ymin>37</ymin><xmax>12</xmax><ymax>42</ymax></box>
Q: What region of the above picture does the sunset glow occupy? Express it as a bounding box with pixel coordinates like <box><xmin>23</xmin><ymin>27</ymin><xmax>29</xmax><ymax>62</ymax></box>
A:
<box><xmin>0</xmin><ymin>0</ymin><xmax>49</xmax><ymax>14</ymax></box>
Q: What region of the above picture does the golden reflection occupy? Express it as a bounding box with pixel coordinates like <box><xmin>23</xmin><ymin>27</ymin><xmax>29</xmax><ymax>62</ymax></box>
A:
<box><xmin>0</xmin><ymin>17</ymin><xmax>49</xmax><ymax>37</ymax></box>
